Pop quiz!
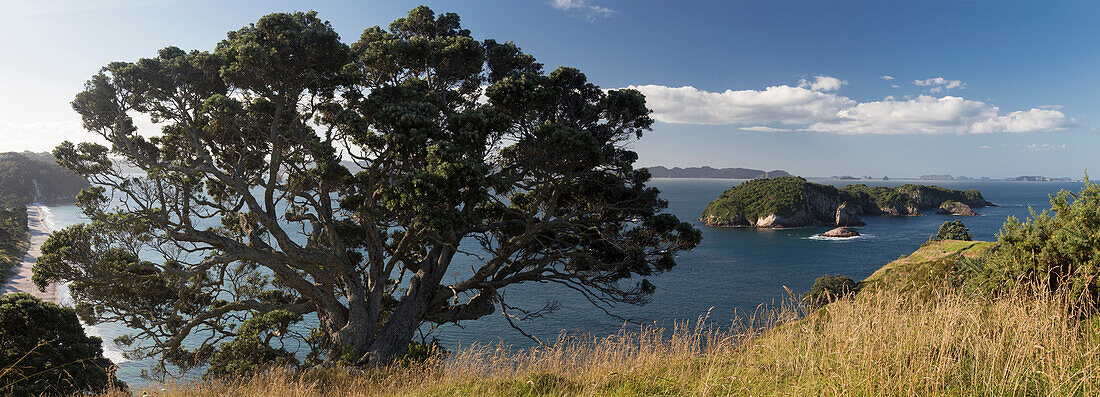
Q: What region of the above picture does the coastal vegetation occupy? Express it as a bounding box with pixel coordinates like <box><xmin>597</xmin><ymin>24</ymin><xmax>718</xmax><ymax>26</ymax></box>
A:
<box><xmin>930</xmin><ymin>220</ymin><xmax>973</xmax><ymax>242</ymax></box>
<box><xmin>0</xmin><ymin>152</ymin><xmax>88</xmax><ymax>203</ymax></box>
<box><xmin>86</xmin><ymin>180</ymin><xmax>1100</xmax><ymax>396</ymax></box>
<box><xmin>0</xmin><ymin>293</ymin><xmax>125</xmax><ymax>395</ymax></box>
<box><xmin>700</xmin><ymin>176</ymin><xmax>995</xmax><ymax>228</ymax></box>
<box><xmin>699</xmin><ymin>177</ymin><xmax>842</xmax><ymax>225</ymax></box>
<box><xmin>31</xmin><ymin>6</ymin><xmax>700</xmax><ymax>380</ymax></box>
<box><xmin>0</xmin><ymin>200</ymin><xmax>28</xmax><ymax>279</ymax></box>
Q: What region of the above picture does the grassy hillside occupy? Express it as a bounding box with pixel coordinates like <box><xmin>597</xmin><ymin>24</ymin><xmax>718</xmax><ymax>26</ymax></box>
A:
<box><xmin>111</xmin><ymin>239</ymin><xmax>1100</xmax><ymax>396</ymax></box>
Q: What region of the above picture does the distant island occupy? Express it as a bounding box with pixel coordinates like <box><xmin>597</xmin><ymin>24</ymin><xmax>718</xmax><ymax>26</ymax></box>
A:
<box><xmin>1013</xmin><ymin>176</ymin><xmax>1075</xmax><ymax>182</ymax></box>
<box><xmin>646</xmin><ymin>166</ymin><xmax>792</xmax><ymax>179</ymax></box>
<box><xmin>700</xmin><ymin>177</ymin><xmax>995</xmax><ymax>228</ymax></box>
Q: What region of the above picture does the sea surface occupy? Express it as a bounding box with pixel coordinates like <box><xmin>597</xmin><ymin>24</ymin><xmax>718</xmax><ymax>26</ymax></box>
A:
<box><xmin>38</xmin><ymin>178</ymin><xmax>1085</xmax><ymax>385</ymax></box>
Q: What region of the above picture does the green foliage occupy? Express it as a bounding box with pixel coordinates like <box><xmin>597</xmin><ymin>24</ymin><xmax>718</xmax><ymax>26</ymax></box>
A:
<box><xmin>40</xmin><ymin>5</ymin><xmax>700</xmax><ymax>378</ymax></box>
<box><xmin>931</xmin><ymin>220</ymin><xmax>973</xmax><ymax>242</ymax></box>
<box><xmin>804</xmin><ymin>275</ymin><xmax>860</xmax><ymax>308</ymax></box>
<box><xmin>701</xmin><ymin>177</ymin><xmax>837</xmax><ymax>222</ymax></box>
<box><xmin>0</xmin><ymin>293</ymin><xmax>124</xmax><ymax>395</ymax></box>
<box><xmin>0</xmin><ymin>199</ymin><xmax>27</xmax><ymax>278</ymax></box>
<box><xmin>702</xmin><ymin>178</ymin><xmax>990</xmax><ymax>223</ymax></box>
<box><xmin>203</xmin><ymin>310</ymin><xmax>303</xmax><ymax>380</ymax></box>
<box><xmin>840</xmin><ymin>184</ymin><xmax>913</xmax><ymax>209</ymax></box>
<box><xmin>962</xmin><ymin>176</ymin><xmax>1100</xmax><ymax>306</ymax></box>
<box><xmin>398</xmin><ymin>338</ymin><xmax>447</xmax><ymax>366</ymax></box>
<box><xmin>0</xmin><ymin>152</ymin><xmax>88</xmax><ymax>203</ymax></box>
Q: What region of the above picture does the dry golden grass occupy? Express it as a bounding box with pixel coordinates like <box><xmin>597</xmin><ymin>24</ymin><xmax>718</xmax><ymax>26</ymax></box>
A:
<box><xmin>113</xmin><ymin>280</ymin><xmax>1100</xmax><ymax>397</ymax></box>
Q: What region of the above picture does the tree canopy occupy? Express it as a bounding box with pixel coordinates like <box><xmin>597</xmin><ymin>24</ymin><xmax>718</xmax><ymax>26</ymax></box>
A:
<box><xmin>0</xmin><ymin>293</ymin><xmax>124</xmax><ymax>395</ymax></box>
<box><xmin>33</xmin><ymin>7</ymin><xmax>700</xmax><ymax>377</ymax></box>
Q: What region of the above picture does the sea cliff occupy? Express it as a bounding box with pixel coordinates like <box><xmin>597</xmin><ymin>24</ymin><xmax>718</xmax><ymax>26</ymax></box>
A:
<box><xmin>699</xmin><ymin>177</ymin><xmax>995</xmax><ymax>228</ymax></box>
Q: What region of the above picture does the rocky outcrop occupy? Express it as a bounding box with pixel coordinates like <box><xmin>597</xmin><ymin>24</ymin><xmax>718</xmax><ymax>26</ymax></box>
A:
<box><xmin>935</xmin><ymin>201</ymin><xmax>977</xmax><ymax>216</ymax></box>
<box><xmin>835</xmin><ymin>203</ymin><xmax>865</xmax><ymax>226</ymax></box>
<box><xmin>821</xmin><ymin>227</ymin><xmax>860</xmax><ymax>237</ymax></box>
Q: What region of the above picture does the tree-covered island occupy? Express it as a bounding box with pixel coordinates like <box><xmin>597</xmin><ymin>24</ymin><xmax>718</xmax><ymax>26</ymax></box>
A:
<box><xmin>700</xmin><ymin>176</ymin><xmax>995</xmax><ymax>228</ymax></box>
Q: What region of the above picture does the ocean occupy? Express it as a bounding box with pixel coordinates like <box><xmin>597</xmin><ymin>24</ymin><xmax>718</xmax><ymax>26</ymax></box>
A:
<box><xmin>37</xmin><ymin>178</ymin><xmax>1085</xmax><ymax>385</ymax></box>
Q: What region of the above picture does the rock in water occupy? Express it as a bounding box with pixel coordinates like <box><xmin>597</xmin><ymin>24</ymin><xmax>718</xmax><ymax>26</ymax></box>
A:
<box><xmin>935</xmin><ymin>201</ymin><xmax>977</xmax><ymax>216</ymax></box>
<box><xmin>821</xmin><ymin>227</ymin><xmax>860</xmax><ymax>238</ymax></box>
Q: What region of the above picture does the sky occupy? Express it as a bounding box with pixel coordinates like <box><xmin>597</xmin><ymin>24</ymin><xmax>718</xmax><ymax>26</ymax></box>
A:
<box><xmin>1</xmin><ymin>0</ymin><xmax>1097</xmax><ymax>178</ymax></box>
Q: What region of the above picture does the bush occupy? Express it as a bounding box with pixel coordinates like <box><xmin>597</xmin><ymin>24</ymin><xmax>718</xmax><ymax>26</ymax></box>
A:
<box><xmin>964</xmin><ymin>176</ymin><xmax>1100</xmax><ymax>307</ymax></box>
<box><xmin>804</xmin><ymin>275</ymin><xmax>860</xmax><ymax>308</ymax></box>
<box><xmin>931</xmin><ymin>220</ymin><xmax>972</xmax><ymax>241</ymax></box>
<box><xmin>0</xmin><ymin>293</ymin><xmax>124</xmax><ymax>395</ymax></box>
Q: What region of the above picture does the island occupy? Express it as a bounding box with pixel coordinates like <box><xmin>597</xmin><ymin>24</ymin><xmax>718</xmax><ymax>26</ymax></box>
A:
<box><xmin>645</xmin><ymin>166</ymin><xmax>792</xmax><ymax>179</ymax></box>
<box><xmin>1013</xmin><ymin>176</ymin><xmax>1075</xmax><ymax>182</ymax></box>
<box><xmin>699</xmin><ymin>177</ymin><xmax>995</xmax><ymax>228</ymax></box>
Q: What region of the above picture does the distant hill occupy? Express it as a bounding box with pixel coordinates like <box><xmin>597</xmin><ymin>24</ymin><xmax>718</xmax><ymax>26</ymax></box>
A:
<box><xmin>645</xmin><ymin>166</ymin><xmax>792</xmax><ymax>179</ymax></box>
<box><xmin>0</xmin><ymin>152</ymin><xmax>89</xmax><ymax>203</ymax></box>
<box><xmin>1013</xmin><ymin>176</ymin><xmax>1075</xmax><ymax>182</ymax></box>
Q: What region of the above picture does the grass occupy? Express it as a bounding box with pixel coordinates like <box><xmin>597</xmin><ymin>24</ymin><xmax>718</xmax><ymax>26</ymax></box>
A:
<box><xmin>103</xmin><ymin>240</ymin><xmax>1100</xmax><ymax>396</ymax></box>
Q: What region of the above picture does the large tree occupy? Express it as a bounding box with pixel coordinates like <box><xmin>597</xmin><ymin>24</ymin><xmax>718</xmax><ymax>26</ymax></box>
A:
<box><xmin>33</xmin><ymin>7</ymin><xmax>699</xmax><ymax>377</ymax></box>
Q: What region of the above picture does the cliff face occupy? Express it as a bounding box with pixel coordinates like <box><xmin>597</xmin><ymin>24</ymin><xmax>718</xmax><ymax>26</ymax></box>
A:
<box><xmin>700</xmin><ymin>178</ymin><xmax>994</xmax><ymax>229</ymax></box>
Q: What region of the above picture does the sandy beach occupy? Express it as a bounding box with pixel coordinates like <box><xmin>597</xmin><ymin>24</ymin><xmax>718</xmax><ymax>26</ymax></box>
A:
<box><xmin>0</xmin><ymin>205</ymin><xmax>56</xmax><ymax>303</ymax></box>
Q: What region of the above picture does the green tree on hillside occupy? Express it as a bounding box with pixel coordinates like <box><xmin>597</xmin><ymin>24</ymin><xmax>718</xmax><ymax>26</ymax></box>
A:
<box><xmin>0</xmin><ymin>293</ymin><xmax>124</xmax><ymax>395</ymax></box>
<box><xmin>33</xmin><ymin>7</ymin><xmax>700</xmax><ymax>377</ymax></box>
<box><xmin>964</xmin><ymin>175</ymin><xmax>1100</xmax><ymax>306</ymax></box>
<box><xmin>931</xmin><ymin>220</ymin><xmax>973</xmax><ymax>242</ymax></box>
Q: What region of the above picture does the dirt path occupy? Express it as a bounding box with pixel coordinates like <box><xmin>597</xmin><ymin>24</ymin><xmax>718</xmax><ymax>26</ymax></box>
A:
<box><xmin>0</xmin><ymin>205</ymin><xmax>56</xmax><ymax>303</ymax></box>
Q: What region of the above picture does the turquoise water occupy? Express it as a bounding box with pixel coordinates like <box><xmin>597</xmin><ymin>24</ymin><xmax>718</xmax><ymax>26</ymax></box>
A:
<box><xmin>39</xmin><ymin>179</ymin><xmax>1085</xmax><ymax>385</ymax></box>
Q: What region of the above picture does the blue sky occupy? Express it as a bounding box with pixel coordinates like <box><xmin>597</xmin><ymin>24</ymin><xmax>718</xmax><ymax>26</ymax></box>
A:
<box><xmin>1</xmin><ymin>0</ymin><xmax>1097</xmax><ymax>178</ymax></box>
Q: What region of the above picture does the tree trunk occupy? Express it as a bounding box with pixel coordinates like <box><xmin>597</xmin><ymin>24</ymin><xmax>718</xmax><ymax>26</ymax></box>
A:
<box><xmin>357</xmin><ymin>246</ymin><xmax>455</xmax><ymax>365</ymax></box>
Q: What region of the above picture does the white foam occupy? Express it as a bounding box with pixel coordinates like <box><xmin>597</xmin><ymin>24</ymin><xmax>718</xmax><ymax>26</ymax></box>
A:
<box><xmin>806</xmin><ymin>234</ymin><xmax>873</xmax><ymax>241</ymax></box>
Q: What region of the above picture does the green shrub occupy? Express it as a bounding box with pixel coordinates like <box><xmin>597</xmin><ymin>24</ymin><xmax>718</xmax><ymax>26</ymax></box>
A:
<box><xmin>931</xmin><ymin>220</ymin><xmax>973</xmax><ymax>242</ymax></box>
<box><xmin>962</xmin><ymin>175</ymin><xmax>1100</xmax><ymax>308</ymax></box>
<box><xmin>804</xmin><ymin>275</ymin><xmax>860</xmax><ymax>308</ymax></box>
<box><xmin>0</xmin><ymin>293</ymin><xmax>125</xmax><ymax>396</ymax></box>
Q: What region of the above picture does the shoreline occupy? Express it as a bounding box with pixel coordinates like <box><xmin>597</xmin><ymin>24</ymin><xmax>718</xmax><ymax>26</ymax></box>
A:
<box><xmin>0</xmin><ymin>205</ymin><xmax>56</xmax><ymax>303</ymax></box>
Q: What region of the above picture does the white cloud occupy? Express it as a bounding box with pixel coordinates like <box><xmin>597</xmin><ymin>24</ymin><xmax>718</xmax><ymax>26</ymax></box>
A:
<box><xmin>739</xmin><ymin>126</ymin><xmax>791</xmax><ymax>132</ymax></box>
<box><xmin>549</xmin><ymin>0</ymin><xmax>615</xmax><ymax>21</ymax></box>
<box><xmin>1026</xmin><ymin>143</ymin><xmax>1067</xmax><ymax>151</ymax></box>
<box><xmin>798</xmin><ymin>75</ymin><xmax>846</xmax><ymax>92</ymax></box>
<box><xmin>805</xmin><ymin>95</ymin><xmax>1071</xmax><ymax>135</ymax></box>
<box><xmin>629</xmin><ymin>83</ymin><xmax>855</xmax><ymax>125</ymax></box>
<box><xmin>891</xmin><ymin>84</ymin><xmax>900</xmax><ymax>88</ymax></box>
<box><xmin>913</xmin><ymin>77</ymin><xmax>965</xmax><ymax>93</ymax></box>
<box><xmin>630</xmin><ymin>78</ymin><xmax>1073</xmax><ymax>135</ymax></box>
<box><xmin>970</xmin><ymin>108</ymin><xmax>1071</xmax><ymax>134</ymax></box>
<box><xmin>880</xmin><ymin>75</ymin><xmax>895</xmax><ymax>80</ymax></box>
<box><xmin>978</xmin><ymin>145</ymin><xmax>992</xmax><ymax>149</ymax></box>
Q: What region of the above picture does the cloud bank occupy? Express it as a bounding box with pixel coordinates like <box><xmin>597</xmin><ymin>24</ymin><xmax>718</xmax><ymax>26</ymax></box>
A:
<box><xmin>629</xmin><ymin>77</ymin><xmax>1072</xmax><ymax>135</ymax></box>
